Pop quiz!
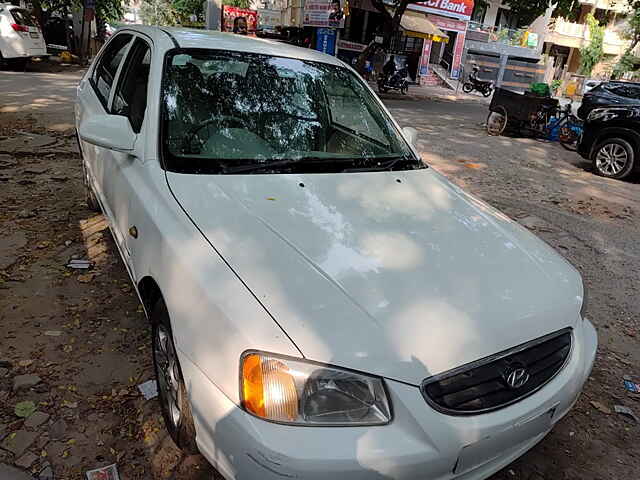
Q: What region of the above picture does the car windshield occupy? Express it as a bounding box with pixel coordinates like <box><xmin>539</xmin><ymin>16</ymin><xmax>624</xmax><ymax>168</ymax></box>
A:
<box><xmin>161</xmin><ymin>49</ymin><xmax>422</xmax><ymax>174</ymax></box>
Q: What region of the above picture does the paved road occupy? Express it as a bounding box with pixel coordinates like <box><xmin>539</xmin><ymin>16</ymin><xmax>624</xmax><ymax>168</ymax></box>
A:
<box><xmin>0</xmin><ymin>72</ymin><xmax>638</xmax><ymax>480</ymax></box>
<box><xmin>0</xmin><ymin>69</ymin><xmax>83</xmax><ymax>134</ymax></box>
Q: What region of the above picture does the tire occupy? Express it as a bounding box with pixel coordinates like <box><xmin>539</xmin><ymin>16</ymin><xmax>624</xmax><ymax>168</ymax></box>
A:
<box><xmin>592</xmin><ymin>138</ymin><xmax>635</xmax><ymax>179</ymax></box>
<box><xmin>462</xmin><ymin>83</ymin><xmax>473</xmax><ymax>94</ymax></box>
<box><xmin>151</xmin><ymin>298</ymin><xmax>199</xmax><ymax>454</ymax></box>
<box><xmin>486</xmin><ymin>106</ymin><xmax>507</xmax><ymax>136</ymax></box>
<box><xmin>401</xmin><ymin>84</ymin><xmax>408</xmax><ymax>95</ymax></box>
<box><xmin>0</xmin><ymin>51</ymin><xmax>6</xmax><ymax>70</ymax></box>
<box><xmin>482</xmin><ymin>86</ymin><xmax>493</xmax><ymax>98</ymax></box>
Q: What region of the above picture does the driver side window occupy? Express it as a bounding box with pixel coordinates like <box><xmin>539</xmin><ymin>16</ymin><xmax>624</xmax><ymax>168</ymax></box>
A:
<box><xmin>92</xmin><ymin>34</ymin><xmax>132</xmax><ymax>109</ymax></box>
<box><xmin>112</xmin><ymin>38</ymin><xmax>151</xmax><ymax>133</ymax></box>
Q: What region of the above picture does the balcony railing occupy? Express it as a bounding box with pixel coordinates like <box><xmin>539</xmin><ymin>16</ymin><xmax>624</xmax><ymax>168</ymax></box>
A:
<box><xmin>467</xmin><ymin>21</ymin><xmax>538</xmax><ymax>49</ymax></box>
<box><xmin>548</xmin><ymin>18</ymin><xmax>628</xmax><ymax>54</ymax></box>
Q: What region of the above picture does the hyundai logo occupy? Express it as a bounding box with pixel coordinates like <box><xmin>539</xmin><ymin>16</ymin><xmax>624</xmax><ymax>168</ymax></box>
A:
<box><xmin>504</xmin><ymin>367</ymin><xmax>530</xmax><ymax>389</ymax></box>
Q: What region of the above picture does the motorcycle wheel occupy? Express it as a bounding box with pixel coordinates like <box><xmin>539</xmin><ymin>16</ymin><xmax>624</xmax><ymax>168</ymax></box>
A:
<box><xmin>401</xmin><ymin>84</ymin><xmax>408</xmax><ymax>95</ymax></box>
<box><xmin>462</xmin><ymin>83</ymin><xmax>473</xmax><ymax>94</ymax></box>
<box><xmin>482</xmin><ymin>87</ymin><xmax>493</xmax><ymax>98</ymax></box>
<box><xmin>486</xmin><ymin>106</ymin><xmax>507</xmax><ymax>136</ymax></box>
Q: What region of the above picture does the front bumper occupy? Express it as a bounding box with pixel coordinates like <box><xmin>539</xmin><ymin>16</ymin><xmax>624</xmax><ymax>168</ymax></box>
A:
<box><xmin>181</xmin><ymin>319</ymin><xmax>597</xmax><ymax>480</ymax></box>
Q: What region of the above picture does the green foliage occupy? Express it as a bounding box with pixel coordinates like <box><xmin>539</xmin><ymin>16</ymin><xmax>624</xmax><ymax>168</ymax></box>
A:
<box><xmin>500</xmin><ymin>0</ymin><xmax>580</xmax><ymax>26</ymax></box>
<box><xmin>140</xmin><ymin>0</ymin><xmax>179</xmax><ymax>25</ymax></box>
<box><xmin>579</xmin><ymin>13</ymin><xmax>604</xmax><ymax>77</ymax></box>
<box><xmin>172</xmin><ymin>0</ymin><xmax>204</xmax><ymax>22</ymax></box>
<box><xmin>225</xmin><ymin>0</ymin><xmax>253</xmax><ymax>8</ymax></box>
<box><xmin>614</xmin><ymin>0</ymin><xmax>640</xmax><ymax>78</ymax></box>
<box><xmin>96</xmin><ymin>0</ymin><xmax>124</xmax><ymax>23</ymax></box>
<box><xmin>551</xmin><ymin>79</ymin><xmax>562</xmax><ymax>92</ymax></box>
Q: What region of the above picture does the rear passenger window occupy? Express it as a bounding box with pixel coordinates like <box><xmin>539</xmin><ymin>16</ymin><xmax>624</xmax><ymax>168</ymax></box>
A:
<box><xmin>112</xmin><ymin>39</ymin><xmax>151</xmax><ymax>133</ymax></box>
<box><xmin>10</xmin><ymin>9</ymin><xmax>36</xmax><ymax>26</ymax></box>
<box><xmin>93</xmin><ymin>34</ymin><xmax>132</xmax><ymax>108</ymax></box>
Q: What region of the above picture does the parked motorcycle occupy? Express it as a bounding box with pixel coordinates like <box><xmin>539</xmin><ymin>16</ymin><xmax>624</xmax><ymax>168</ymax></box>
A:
<box><xmin>377</xmin><ymin>67</ymin><xmax>409</xmax><ymax>95</ymax></box>
<box><xmin>462</xmin><ymin>66</ymin><xmax>494</xmax><ymax>97</ymax></box>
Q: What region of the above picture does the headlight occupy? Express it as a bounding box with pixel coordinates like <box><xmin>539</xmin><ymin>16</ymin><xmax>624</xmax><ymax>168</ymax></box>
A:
<box><xmin>240</xmin><ymin>351</ymin><xmax>391</xmax><ymax>425</ymax></box>
<box><xmin>587</xmin><ymin>107</ymin><xmax>628</xmax><ymax>122</ymax></box>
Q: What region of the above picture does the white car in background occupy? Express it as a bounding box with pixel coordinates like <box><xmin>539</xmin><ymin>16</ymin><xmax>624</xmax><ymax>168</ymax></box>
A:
<box><xmin>0</xmin><ymin>3</ymin><xmax>46</xmax><ymax>67</ymax></box>
<box><xmin>76</xmin><ymin>26</ymin><xmax>597</xmax><ymax>480</ymax></box>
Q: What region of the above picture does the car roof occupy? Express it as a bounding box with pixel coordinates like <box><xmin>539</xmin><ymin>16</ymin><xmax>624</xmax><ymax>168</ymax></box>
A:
<box><xmin>122</xmin><ymin>25</ymin><xmax>345</xmax><ymax>68</ymax></box>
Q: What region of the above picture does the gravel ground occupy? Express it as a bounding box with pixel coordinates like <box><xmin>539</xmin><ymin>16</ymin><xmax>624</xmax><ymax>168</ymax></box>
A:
<box><xmin>0</xmin><ymin>72</ymin><xmax>638</xmax><ymax>480</ymax></box>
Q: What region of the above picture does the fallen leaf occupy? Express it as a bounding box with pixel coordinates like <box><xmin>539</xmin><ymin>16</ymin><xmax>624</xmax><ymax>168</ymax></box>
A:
<box><xmin>18</xmin><ymin>359</ymin><xmax>34</xmax><ymax>367</ymax></box>
<box><xmin>77</xmin><ymin>274</ymin><xmax>94</xmax><ymax>284</ymax></box>
<box><xmin>44</xmin><ymin>330</ymin><xmax>63</xmax><ymax>337</ymax></box>
<box><xmin>62</xmin><ymin>400</ymin><xmax>78</xmax><ymax>409</ymax></box>
<box><xmin>590</xmin><ymin>400</ymin><xmax>612</xmax><ymax>414</ymax></box>
<box><xmin>15</xmin><ymin>400</ymin><xmax>37</xmax><ymax>418</ymax></box>
<box><xmin>464</xmin><ymin>163</ymin><xmax>483</xmax><ymax>169</ymax></box>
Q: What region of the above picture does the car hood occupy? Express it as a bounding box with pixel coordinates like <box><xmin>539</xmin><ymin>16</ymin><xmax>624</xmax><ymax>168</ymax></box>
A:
<box><xmin>167</xmin><ymin>168</ymin><xmax>582</xmax><ymax>385</ymax></box>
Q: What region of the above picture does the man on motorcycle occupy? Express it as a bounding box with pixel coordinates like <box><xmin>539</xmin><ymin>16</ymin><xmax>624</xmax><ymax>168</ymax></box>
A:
<box><xmin>383</xmin><ymin>56</ymin><xmax>396</xmax><ymax>78</ymax></box>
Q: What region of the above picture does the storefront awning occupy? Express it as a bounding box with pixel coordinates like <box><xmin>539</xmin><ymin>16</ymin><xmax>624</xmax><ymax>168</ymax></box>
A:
<box><xmin>400</xmin><ymin>14</ymin><xmax>449</xmax><ymax>43</ymax></box>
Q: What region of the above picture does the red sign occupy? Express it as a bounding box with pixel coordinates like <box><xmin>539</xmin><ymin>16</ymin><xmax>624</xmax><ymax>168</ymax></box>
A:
<box><xmin>222</xmin><ymin>6</ymin><xmax>258</xmax><ymax>34</ymax></box>
<box><xmin>451</xmin><ymin>31</ymin><xmax>466</xmax><ymax>79</ymax></box>
<box><xmin>410</xmin><ymin>0</ymin><xmax>474</xmax><ymax>21</ymax></box>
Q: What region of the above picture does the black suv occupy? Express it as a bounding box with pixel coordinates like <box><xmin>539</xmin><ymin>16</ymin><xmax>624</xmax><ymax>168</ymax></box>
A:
<box><xmin>578</xmin><ymin>105</ymin><xmax>640</xmax><ymax>179</ymax></box>
<box><xmin>577</xmin><ymin>81</ymin><xmax>640</xmax><ymax>120</ymax></box>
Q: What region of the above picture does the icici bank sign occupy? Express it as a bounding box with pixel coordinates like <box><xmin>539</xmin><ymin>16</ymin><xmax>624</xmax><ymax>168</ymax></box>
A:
<box><xmin>411</xmin><ymin>0</ymin><xmax>474</xmax><ymax>21</ymax></box>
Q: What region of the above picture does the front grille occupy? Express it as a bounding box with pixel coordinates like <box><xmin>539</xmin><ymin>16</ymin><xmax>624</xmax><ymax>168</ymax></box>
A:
<box><xmin>422</xmin><ymin>328</ymin><xmax>572</xmax><ymax>415</ymax></box>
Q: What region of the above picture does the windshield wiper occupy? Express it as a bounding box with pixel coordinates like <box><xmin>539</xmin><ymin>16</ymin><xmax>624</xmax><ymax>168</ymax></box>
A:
<box><xmin>219</xmin><ymin>154</ymin><xmax>420</xmax><ymax>174</ymax></box>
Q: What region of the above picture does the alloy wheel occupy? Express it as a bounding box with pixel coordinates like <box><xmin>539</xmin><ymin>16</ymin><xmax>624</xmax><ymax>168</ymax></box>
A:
<box><xmin>596</xmin><ymin>143</ymin><xmax>628</xmax><ymax>176</ymax></box>
<box><xmin>154</xmin><ymin>324</ymin><xmax>182</xmax><ymax>429</ymax></box>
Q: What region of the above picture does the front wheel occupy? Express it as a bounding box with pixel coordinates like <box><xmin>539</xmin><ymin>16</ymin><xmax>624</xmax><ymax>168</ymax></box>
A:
<box><xmin>462</xmin><ymin>83</ymin><xmax>473</xmax><ymax>94</ymax></box>
<box><xmin>482</xmin><ymin>86</ymin><xmax>493</xmax><ymax>98</ymax></box>
<box><xmin>559</xmin><ymin>122</ymin><xmax>581</xmax><ymax>152</ymax></box>
<box><xmin>152</xmin><ymin>298</ymin><xmax>199</xmax><ymax>454</ymax></box>
<box><xmin>592</xmin><ymin>138</ymin><xmax>635</xmax><ymax>179</ymax></box>
<box><xmin>401</xmin><ymin>83</ymin><xmax>408</xmax><ymax>95</ymax></box>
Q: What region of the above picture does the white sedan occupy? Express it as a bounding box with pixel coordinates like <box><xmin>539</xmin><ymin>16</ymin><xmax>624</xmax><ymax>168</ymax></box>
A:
<box><xmin>76</xmin><ymin>26</ymin><xmax>597</xmax><ymax>480</ymax></box>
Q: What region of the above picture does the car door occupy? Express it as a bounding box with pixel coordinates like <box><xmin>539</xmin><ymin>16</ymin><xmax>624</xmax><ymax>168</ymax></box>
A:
<box><xmin>77</xmin><ymin>32</ymin><xmax>133</xmax><ymax>258</ymax></box>
<box><xmin>107</xmin><ymin>36</ymin><xmax>153</xmax><ymax>273</ymax></box>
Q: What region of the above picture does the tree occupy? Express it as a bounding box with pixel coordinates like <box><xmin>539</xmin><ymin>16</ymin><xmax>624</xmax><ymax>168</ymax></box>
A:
<box><xmin>140</xmin><ymin>0</ymin><xmax>179</xmax><ymax>25</ymax></box>
<box><xmin>613</xmin><ymin>0</ymin><xmax>640</xmax><ymax>78</ymax></box>
<box><xmin>579</xmin><ymin>13</ymin><xmax>604</xmax><ymax>76</ymax></box>
<box><xmin>500</xmin><ymin>0</ymin><xmax>581</xmax><ymax>26</ymax></box>
<box><xmin>225</xmin><ymin>0</ymin><xmax>253</xmax><ymax>8</ymax></box>
<box><xmin>172</xmin><ymin>0</ymin><xmax>205</xmax><ymax>22</ymax></box>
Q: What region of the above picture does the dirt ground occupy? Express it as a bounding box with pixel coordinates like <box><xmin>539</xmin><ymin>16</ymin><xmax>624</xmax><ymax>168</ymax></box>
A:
<box><xmin>0</xmin><ymin>70</ymin><xmax>639</xmax><ymax>480</ymax></box>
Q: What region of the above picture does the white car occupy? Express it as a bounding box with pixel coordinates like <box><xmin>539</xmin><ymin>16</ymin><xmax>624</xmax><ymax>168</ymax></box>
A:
<box><xmin>0</xmin><ymin>3</ymin><xmax>46</xmax><ymax>66</ymax></box>
<box><xmin>76</xmin><ymin>26</ymin><xmax>597</xmax><ymax>480</ymax></box>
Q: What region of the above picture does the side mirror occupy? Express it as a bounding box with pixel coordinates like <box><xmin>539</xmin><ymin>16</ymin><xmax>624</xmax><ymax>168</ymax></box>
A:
<box><xmin>78</xmin><ymin>115</ymin><xmax>136</xmax><ymax>153</ymax></box>
<box><xmin>402</xmin><ymin>126</ymin><xmax>418</xmax><ymax>148</ymax></box>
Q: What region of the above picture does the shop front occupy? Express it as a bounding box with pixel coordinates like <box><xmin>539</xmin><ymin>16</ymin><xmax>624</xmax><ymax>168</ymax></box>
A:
<box><xmin>408</xmin><ymin>0</ymin><xmax>474</xmax><ymax>80</ymax></box>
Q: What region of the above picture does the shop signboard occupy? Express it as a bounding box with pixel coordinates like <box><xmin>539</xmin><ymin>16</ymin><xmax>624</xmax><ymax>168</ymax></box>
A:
<box><xmin>337</xmin><ymin>39</ymin><xmax>366</xmax><ymax>52</ymax></box>
<box><xmin>409</xmin><ymin>0</ymin><xmax>474</xmax><ymax>21</ymax></box>
<box><xmin>221</xmin><ymin>6</ymin><xmax>258</xmax><ymax>33</ymax></box>
<box><xmin>303</xmin><ymin>0</ymin><xmax>346</xmax><ymax>28</ymax></box>
<box><xmin>258</xmin><ymin>9</ymin><xmax>281</xmax><ymax>30</ymax></box>
<box><xmin>316</xmin><ymin>28</ymin><xmax>337</xmax><ymax>55</ymax></box>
